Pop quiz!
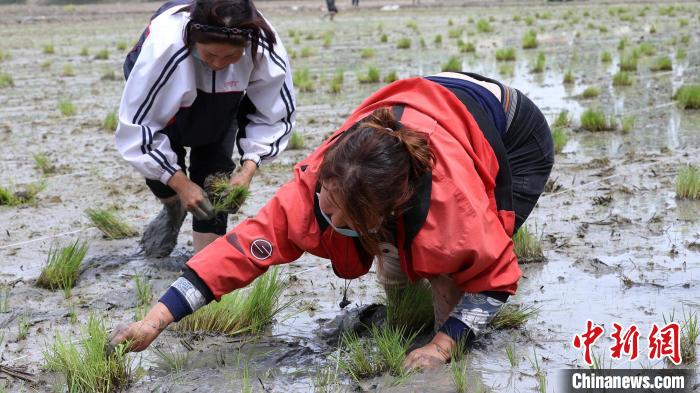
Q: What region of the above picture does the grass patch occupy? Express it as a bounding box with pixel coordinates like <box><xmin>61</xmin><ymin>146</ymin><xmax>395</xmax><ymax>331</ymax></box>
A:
<box><xmin>680</xmin><ymin>309</ymin><xmax>698</xmax><ymax>364</ymax></box>
<box><xmin>61</xmin><ymin>63</ymin><xmax>75</xmax><ymax>77</ymax></box>
<box><xmin>621</xmin><ymin>116</ymin><xmax>635</xmax><ymax>133</ymax></box>
<box><xmin>434</xmin><ymin>34</ymin><xmax>442</xmax><ymax>46</ymax></box>
<box><xmin>506</xmin><ymin>344</ymin><xmax>518</xmax><ymax>367</ymax></box>
<box><xmin>300</xmin><ymin>47</ymin><xmax>314</xmax><ymax>58</ymax></box>
<box><xmin>476</xmin><ymin>19</ymin><xmax>493</xmax><ymax>33</ymax></box>
<box><xmin>405</xmin><ymin>20</ymin><xmax>419</xmax><ymax>32</ymax></box>
<box><xmin>530</xmin><ymin>52</ymin><xmax>545</xmax><ymax>73</ymax></box>
<box><xmin>153</xmin><ymin>345</ymin><xmax>190</xmax><ymax>373</ymax></box>
<box><xmin>176</xmin><ymin>267</ymin><xmax>286</xmax><ymax>335</ymax></box>
<box><xmin>441</xmin><ymin>56</ymin><xmax>461</xmax><ymax>72</ymax></box>
<box><xmin>103</xmin><ymin>110</ymin><xmax>117</xmax><ymax>131</ymax></box>
<box><xmin>552</xmin><ymin>127</ymin><xmax>568</xmax><ymax>154</ymax></box>
<box><xmin>636</xmin><ymin>42</ymin><xmax>655</xmax><ymax>57</ymax></box>
<box><xmin>379</xmin><ymin>33</ymin><xmax>388</xmax><ymax>43</ymax></box>
<box><xmin>580</xmin><ymin>108</ymin><xmax>616</xmax><ymax>131</ymax></box>
<box><xmin>79</xmin><ymin>47</ymin><xmax>89</xmax><ymax>56</ymax></box>
<box><xmin>613</xmin><ymin>71</ymin><xmax>634</xmax><ymax>87</ymax></box>
<box><xmin>288</xmin><ymin>131</ymin><xmax>306</xmax><ymax>150</ymax></box>
<box><xmin>293</xmin><ymin>67</ymin><xmax>315</xmax><ymax>92</ymax></box>
<box><xmin>329</xmin><ymin>70</ymin><xmax>343</xmax><ymax>94</ymax></box>
<box><xmin>676</xmin><ymin>48</ymin><xmax>686</xmax><ymax>61</ymax></box>
<box><xmin>0</xmin><ymin>182</ymin><xmax>45</xmax><ymax>206</ymax></box>
<box><xmin>450</xmin><ymin>358</ymin><xmax>483</xmax><ymax>393</ymax></box>
<box><xmin>17</xmin><ymin>314</ymin><xmax>29</xmax><ymax>340</ymax></box>
<box><xmin>673</xmin><ymin>84</ymin><xmax>700</xmax><ymax>109</ymax></box>
<box><xmin>85</xmin><ymin>208</ymin><xmax>137</xmax><ymax>239</ymax></box>
<box><xmin>360</xmin><ymin>47</ymin><xmax>376</xmax><ymax>59</ymax></box>
<box><xmin>675</xmin><ymin>165</ymin><xmax>700</xmax><ymax>200</ymax></box>
<box><xmin>322</xmin><ymin>33</ymin><xmax>332</xmax><ymax>48</ymax></box>
<box><xmin>94</xmin><ymin>49</ymin><xmax>109</xmax><ymax>60</ymax></box>
<box><xmin>0</xmin><ymin>285</ymin><xmax>9</xmax><ymax>313</ymax></box>
<box><xmin>492</xmin><ymin>304</ymin><xmax>539</xmax><ymax>330</ymax></box>
<box><xmin>619</xmin><ymin>52</ymin><xmax>638</xmax><ymax>71</ymax></box>
<box><xmin>204</xmin><ymin>174</ymin><xmax>251</xmax><ymax>215</ymax></box>
<box><xmin>553</xmin><ymin>110</ymin><xmax>569</xmax><ymax>128</ymax></box>
<box><xmin>116</xmin><ymin>41</ymin><xmax>128</xmax><ymax>51</ymax></box>
<box><xmin>43</xmin><ymin>44</ymin><xmax>55</xmax><ymax>54</ymax></box>
<box><xmin>339</xmin><ymin>325</ymin><xmax>415</xmax><ymax>381</ymax></box>
<box><xmin>512</xmin><ymin>225</ymin><xmax>544</xmax><ymax>263</ymax></box>
<box><xmin>601</xmin><ymin>51</ymin><xmax>612</xmax><ymax>63</ymax></box>
<box><xmin>58</xmin><ymin>99</ymin><xmax>76</xmax><ymax>117</ymax></box>
<box><xmin>36</xmin><ymin>239</ymin><xmax>88</xmax><ymax>298</ymax></box>
<box><xmin>101</xmin><ymin>69</ymin><xmax>117</xmax><ymax>81</ymax></box>
<box><xmin>447</xmin><ymin>27</ymin><xmax>464</xmax><ymax>39</ymax></box>
<box><xmin>581</xmin><ymin>86</ymin><xmax>601</xmax><ymax>98</ymax></box>
<box><xmin>0</xmin><ymin>72</ymin><xmax>14</xmax><ymax>88</ymax></box>
<box><xmin>357</xmin><ymin>66</ymin><xmax>381</xmax><ymax>84</ymax></box>
<box><xmin>396</xmin><ymin>38</ymin><xmax>411</xmax><ymax>50</ymax></box>
<box><xmin>522</xmin><ymin>29</ymin><xmax>538</xmax><ymax>49</ymax></box>
<box><xmin>383</xmin><ymin>70</ymin><xmax>398</xmax><ymax>83</ymax></box>
<box><xmin>458</xmin><ymin>40</ymin><xmax>475</xmax><ymax>53</ymax></box>
<box><xmin>383</xmin><ymin>281</ymin><xmax>433</xmax><ymax>335</ymax></box>
<box><xmin>495</xmin><ymin>47</ymin><xmax>515</xmax><ymax>62</ymax></box>
<box><xmin>563</xmin><ymin>70</ymin><xmax>574</xmax><ymax>85</ymax></box>
<box><xmin>650</xmin><ymin>56</ymin><xmax>672</xmax><ymax>71</ymax></box>
<box><xmin>33</xmin><ymin>153</ymin><xmax>56</xmax><ymax>175</ymax></box>
<box><xmin>44</xmin><ymin>314</ymin><xmax>132</xmax><ymax>392</ymax></box>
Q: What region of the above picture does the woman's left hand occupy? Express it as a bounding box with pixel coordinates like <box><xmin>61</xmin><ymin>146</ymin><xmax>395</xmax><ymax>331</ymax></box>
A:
<box><xmin>229</xmin><ymin>160</ymin><xmax>258</xmax><ymax>188</ymax></box>
<box><xmin>402</xmin><ymin>333</ymin><xmax>454</xmax><ymax>371</ymax></box>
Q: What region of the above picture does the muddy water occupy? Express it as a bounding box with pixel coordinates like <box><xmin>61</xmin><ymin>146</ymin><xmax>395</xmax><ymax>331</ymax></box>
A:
<box><xmin>0</xmin><ymin>1</ymin><xmax>699</xmax><ymax>392</ymax></box>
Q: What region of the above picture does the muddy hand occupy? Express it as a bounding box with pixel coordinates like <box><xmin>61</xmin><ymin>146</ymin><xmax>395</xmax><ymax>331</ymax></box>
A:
<box><xmin>191</xmin><ymin>190</ymin><xmax>214</xmax><ymax>221</ymax></box>
<box><xmin>108</xmin><ymin>320</ymin><xmax>163</xmax><ymax>353</ymax></box>
<box><xmin>402</xmin><ymin>342</ymin><xmax>450</xmax><ymax>371</ymax></box>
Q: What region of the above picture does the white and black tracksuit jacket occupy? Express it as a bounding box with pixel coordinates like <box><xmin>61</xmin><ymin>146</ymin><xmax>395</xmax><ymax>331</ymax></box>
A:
<box><xmin>115</xmin><ymin>2</ymin><xmax>296</xmax><ymax>186</ymax></box>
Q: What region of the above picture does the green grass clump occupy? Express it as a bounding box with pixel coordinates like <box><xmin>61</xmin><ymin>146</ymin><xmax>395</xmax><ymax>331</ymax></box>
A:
<box><xmin>36</xmin><ymin>239</ymin><xmax>88</xmax><ymax>298</ymax></box>
<box><xmin>116</xmin><ymin>41</ymin><xmax>128</xmax><ymax>51</ymax></box>
<box><xmin>176</xmin><ymin>267</ymin><xmax>286</xmax><ymax>335</ymax></box>
<box><xmin>512</xmin><ymin>225</ymin><xmax>544</xmax><ymax>263</ymax></box>
<box><xmin>522</xmin><ymin>29</ymin><xmax>538</xmax><ymax>49</ymax></box>
<box><xmin>396</xmin><ymin>38</ymin><xmax>411</xmax><ymax>50</ymax></box>
<box><xmin>580</xmin><ymin>108</ymin><xmax>616</xmax><ymax>131</ymax></box>
<box><xmin>133</xmin><ymin>275</ymin><xmax>153</xmax><ymax>320</ymax></box>
<box><xmin>495</xmin><ymin>48</ymin><xmax>516</xmax><ymax>62</ymax></box>
<box><xmin>357</xmin><ymin>66</ymin><xmax>380</xmax><ymax>84</ymax></box>
<box><xmin>360</xmin><ymin>47</ymin><xmax>376</xmax><ymax>59</ymax></box>
<box><xmin>680</xmin><ymin>309</ymin><xmax>698</xmax><ymax>363</ymax></box>
<box><xmin>85</xmin><ymin>208</ymin><xmax>137</xmax><ymax>239</ymax></box>
<box><xmin>530</xmin><ymin>52</ymin><xmax>545</xmax><ymax>73</ymax></box>
<box><xmin>300</xmin><ymin>47</ymin><xmax>314</xmax><ymax>58</ymax></box>
<box><xmin>101</xmin><ymin>69</ymin><xmax>117</xmax><ymax>81</ymax></box>
<box><xmin>675</xmin><ymin>165</ymin><xmax>700</xmax><ymax>200</ymax></box>
<box><xmin>524</xmin><ymin>16</ymin><xmax>534</xmax><ymax>26</ymax></box>
<box><xmin>0</xmin><ymin>285</ymin><xmax>9</xmax><ymax>313</ymax></box>
<box><xmin>650</xmin><ymin>56</ymin><xmax>672</xmax><ymax>71</ymax></box>
<box><xmin>0</xmin><ymin>72</ymin><xmax>14</xmax><ymax>88</ymax></box>
<box><xmin>491</xmin><ymin>304</ymin><xmax>540</xmax><ymax>329</ymax></box>
<box><xmin>293</xmin><ymin>67</ymin><xmax>315</xmax><ymax>92</ymax></box>
<box><xmin>434</xmin><ymin>34</ymin><xmax>442</xmax><ymax>46</ymax></box>
<box><xmin>441</xmin><ymin>56</ymin><xmax>461</xmax><ymax>72</ymax></box>
<box><xmin>94</xmin><ymin>49</ymin><xmax>109</xmax><ymax>60</ymax></box>
<box><xmin>619</xmin><ymin>52</ymin><xmax>638</xmax><ymax>71</ymax></box>
<box><xmin>79</xmin><ymin>47</ymin><xmax>89</xmax><ymax>57</ymax></box>
<box><xmin>581</xmin><ymin>86</ymin><xmax>601</xmax><ymax>98</ymax></box>
<box><xmin>405</xmin><ymin>20</ymin><xmax>419</xmax><ymax>32</ymax></box>
<box><xmin>323</xmin><ymin>33</ymin><xmax>332</xmax><ymax>48</ymax></box>
<box><xmin>339</xmin><ymin>332</ymin><xmax>378</xmax><ymax>380</ymax></box>
<box><xmin>205</xmin><ymin>175</ymin><xmax>251</xmax><ymax>215</ymax></box>
<box><xmin>34</xmin><ymin>153</ymin><xmax>56</xmax><ymax>175</ymax></box>
<box><xmin>562</xmin><ymin>70</ymin><xmax>574</xmax><ymax>85</ymax></box>
<box><xmin>552</xmin><ymin>127</ymin><xmax>568</xmax><ymax>154</ymax></box>
<box><xmin>601</xmin><ymin>51</ymin><xmax>612</xmax><ymax>63</ymax></box>
<box><xmin>58</xmin><ymin>99</ymin><xmax>76</xmax><ymax>117</ymax></box>
<box><xmin>676</xmin><ymin>48</ymin><xmax>686</xmax><ymax>61</ymax></box>
<box><xmin>339</xmin><ymin>325</ymin><xmax>415</xmax><ymax>381</ymax></box>
<box><xmin>635</xmin><ymin>42</ymin><xmax>656</xmax><ymax>57</ymax></box>
<box><xmin>447</xmin><ymin>27</ymin><xmax>464</xmax><ymax>39</ymax></box>
<box><xmin>673</xmin><ymin>84</ymin><xmax>700</xmax><ymax>109</ymax></box>
<box><xmin>379</xmin><ymin>33</ymin><xmax>388</xmax><ymax>43</ymax></box>
<box><xmin>476</xmin><ymin>19</ymin><xmax>493</xmax><ymax>33</ymax></box>
<box><xmin>383</xmin><ymin>71</ymin><xmax>398</xmax><ymax>83</ymax></box>
<box><xmin>43</xmin><ymin>44</ymin><xmax>55</xmax><ymax>54</ymax></box>
<box><xmin>621</xmin><ymin>116</ymin><xmax>635</xmax><ymax>133</ymax></box>
<box><xmin>288</xmin><ymin>131</ymin><xmax>306</xmax><ymax>150</ymax></box>
<box><xmin>458</xmin><ymin>41</ymin><xmax>475</xmax><ymax>53</ymax></box>
<box><xmin>553</xmin><ymin>110</ymin><xmax>569</xmax><ymax>128</ymax></box>
<box><xmin>103</xmin><ymin>110</ymin><xmax>117</xmax><ymax>131</ymax></box>
<box><xmin>612</xmin><ymin>71</ymin><xmax>633</xmax><ymax>87</ymax></box>
<box><xmin>384</xmin><ymin>281</ymin><xmax>433</xmax><ymax>335</ymax></box>
<box><xmin>44</xmin><ymin>314</ymin><xmax>132</xmax><ymax>392</ymax></box>
<box><xmin>0</xmin><ymin>182</ymin><xmax>45</xmax><ymax>206</ymax></box>
<box><xmin>329</xmin><ymin>70</ymin><xmax>343</xmax><ymax>94</ymax></box>
<box><xmin>61</xmin><ymin>63</ymin><xmax>75</xmax><ymax>77</ymax></box>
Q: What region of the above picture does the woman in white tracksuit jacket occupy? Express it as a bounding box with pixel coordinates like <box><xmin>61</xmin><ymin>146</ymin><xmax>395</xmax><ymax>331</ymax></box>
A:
<box><xmin>115</xmin><ymin>0</ymin><xmax>295</xmax><ymax>256</ymax></box>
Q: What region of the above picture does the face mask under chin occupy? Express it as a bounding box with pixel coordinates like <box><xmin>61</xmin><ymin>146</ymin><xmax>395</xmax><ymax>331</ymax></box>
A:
<box><xmin>317</xmin><ymin>193</ymin><xmax>360</xmax><ymax>237</ymax></box>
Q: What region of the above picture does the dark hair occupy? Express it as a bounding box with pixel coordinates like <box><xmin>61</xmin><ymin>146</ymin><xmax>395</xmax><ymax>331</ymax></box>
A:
<box><xmin>319</xmin><ymin>107</ymin><xmax>435</xmax><ymax>256</ymax></box>
<box><xmin>183</xmin><ymin>0</ymin><xmax>276</xmax><ymax>62</ymax></box>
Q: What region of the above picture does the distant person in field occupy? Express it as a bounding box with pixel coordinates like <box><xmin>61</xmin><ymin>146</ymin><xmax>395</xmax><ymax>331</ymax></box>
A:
<box><xmin>110</xmin><ymin>72</ymin><xmax>553</xmax><ymax>370</ymax></box>
<box><xmin>115</xmin><ymin>0</ymin><xmax>296</xmax><ymax>257</ymax></box>
<box><xmin>351</xmin><ymin>0</ymin><xmax>359</xmax><ymax>7</ymax></box>
<box><xmin>323</xmin><ymin>0</ymin><xmax>338</xmax><ymax>20</ymax></box>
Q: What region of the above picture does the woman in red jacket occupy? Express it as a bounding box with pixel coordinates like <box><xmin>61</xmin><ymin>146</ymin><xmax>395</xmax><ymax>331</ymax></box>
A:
<box><xmin>110</xmin><ymin>72</ymin><xmax>553</xmax><ymax>370</ymax></box>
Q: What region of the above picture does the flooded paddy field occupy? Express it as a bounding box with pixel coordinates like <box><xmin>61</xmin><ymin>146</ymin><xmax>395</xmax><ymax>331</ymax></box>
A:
<box><xmin>0</xmin><ymin>0</ymin><xmax>698</xmax><ymax>391</ymax></box>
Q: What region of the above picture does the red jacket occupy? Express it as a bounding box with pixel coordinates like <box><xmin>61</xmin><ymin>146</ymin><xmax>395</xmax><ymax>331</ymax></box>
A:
<box><xmin>187</xmin><ymin>78</ymin><xmax>520</xmax><ymax>299</ymax></box>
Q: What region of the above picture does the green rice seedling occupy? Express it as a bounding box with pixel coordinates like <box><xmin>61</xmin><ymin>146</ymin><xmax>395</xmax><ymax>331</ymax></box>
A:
<box><xmin>522</xmin><ymin>30</ymin><xmax>538</xmax><ymax>49</ymax></box>
<box><xmin>372</xmin><ymin>325</ymin><xmax>416</xmax><ymax>376</ymax></box>
<box><xmin>524</xmin><ymin>16</ymin><xmax>534</xmax><ymax>26</ymax></box>
<box><xmin>650</xmin><ymin>55</ymin><xmax>672</xmax><ymax>71</ymax></box>
<box><xmin>601</xmin><ymin>51</ymin><xmax>612</xmax><ymax>63</ymax></box>
<box><xmin>287</xmin><ymin>29</ymin><xmax>297</xmax><ymax>38</ymax></box>
<box><xmin>495</xmin><ymin>48</ymin><xmax>516</xmax><ymax>62</ymax></box>
<box><xmin>621</xmin><ymin>116</ymin><xmax>635</xmax><ymax>133</ymax></box>
<box><xmin>675</xmin><ymin>165</ymin><xmax>700</xmax><ymax>200</ymax></box>
<box><xmin>304</xmin><ymin>32</ymin><xmax>314</xmax><ymax>40</ymax></box>
<box><xmin>101</xmin><ymin>68</ymin><xmax>117</xmax><ymax>81</ymax></box>
<box><xmin>357</xmin><ymin>66</ymin><xmax>380</xmax><ymax>84</ymax></box>
<box><xmin>383</xmin><ymin>71</ymin><xmax>398</xmax><ymax>83</ymax></box>
<box><xmin>384</xmin><ymin>281</ymin><xmax>433</xmax><ymax>335</ymax></box>
<box><xmin>613</xmin><ymin>71</ymin><xmax>633</xmax><ymax>87</ymax></box>
<box><xmin>36</xmin><ymin>239</ymin><xmax>88</xmax><ymax>298</ymax></box>
<box><xmin>288</xmin><ymin>49</ymin><xmax>297</xmax><ymax>60</ymax></box>
<box><xmin>680</xmin><ymin>34</ymin><xmax>690</xmax><ymax>45</ymax></box>
<box><xmin>580</xmin><ymin>108</ymin><xmax>616</xmax><ymax>131</ymax></box>
<box><xmin>589</xmin><ymin>350</ymin><xmax>605</xmax><ymax>369</ymax></box>
<box><xmin>69</xmin><ymin>304</ymin><xmax>77</xmax><ymax>324</ymax></box>
<box><xmin>205</xmin><ymin>175</ymin><xmax>251</xmax><ymax>215</ymax></box>
<box><xmin>581</xmin><ymin>86</ymin><xmax>601</xmax><ymax>98</ymax></box>
<box><xmin>0</xmin><ymin>49</ymin><xmax>8</xmax><ymax>61</ymax></box>
<box><xmin>396</xmin><ymin>38</ymin><xmax>410</xmax><ymax>50</ymax></box>
<box><xmin>58</xmin><ymin>99</ymin><xmax>76</xmax><ymax>117</ymax></box>
<box><xmin>329</xmin><ymin>70</ymin><xmax>343</xmax><ymax>94</ymax></box>
<box><xmin>676</xmin><ymin>48</ymin><xmax>686</xmax><ymax>61</ymax></box>
<box><xmin>553</xmin><ymin>110</ymin><xmax>569</xmax><ymax>128</ymax></box>
<box><xmin>673</xmin><ymin>84</ymin><xmax>700</xmax><ymax>109</ymax></box>
<box><xmin>617</xmin><ymin>37</ymin><xmax>627</xmax><ymax>52</ymax></box>
<box><xmin>379</xmin><ymin>33</ymin><xmax>388</xmax><ymax>43</ymax></box>
<box><xmin>116</xmin><ymin>41</ymin><xmax>128</xmax><ymax>51</ymax></box>
<box><xmin>529</xmin><ymin>348</ymin><xmax>546</xmax><ymax>393</ymax></box>
<box><xmin>648</xmin><ymin>24</ymin><xmax>656</xmax><ymax>34</ymax></box>
<box><xmin>476</xmin><ymin>19</ymin><xmax>493</xmax><ymax>33</ymax></box>
<box><xmin>447</xmin><ymin>27</ymin><xmax>464</xmax><ymax>40</ymax></box>
<box><xmin>659</xmin><ymin>5</ymin><xmax>676</xmax><ymax>16</ymax></box>
<box><xmin>679</xmin><ymin>18</ymin><xmax>688</xmax><ymax>27</ymax></box>
<box><xmin>43</xmin><ymin>44</ymin><xmax>55</xmax><ymax>54</ymax></box>
<box><xmin>313</xmin><ymin>353</ymin><xmax>342</xmax><ymax>393</ymax></box>
<box><xmin>530</xmin><ymin>52</ymin><xmax>545</xmax><ymax>73</ymax></box>
<box><xmin>44</xmin><ymin>314</ymin><xmax>132</xmax><ymax>392</ymax></box>
<box><xmin>0</xmin><ymin>187</ymin><xmax>18</xmax><ymax>206</ymax></box>
<box><xmin>176</xmin><ymin>267</ymin><xmax>286</xmax><ymax>335</ymax></box>
<box><xmin>323</xmin><ymin>35</ymin><xmax>332</xmax><ymax>48</ymax></box>
<box><xmin>0</xmin><ymin>285</ymin><xmax>9</xmax><ymax>313</ymax></box>
<box><xmin>499</xmin><ymin>64</ymin><xmax>514</xmax><ymax>77</ymax></box>
<box><xmin>79</xmin><ymin>47</ymin><xmax>89</xmax><ymax>57</ymax></box>
<box><xmin>292</xmin><ymin>36</ymin><xmax>301</xmax><ymax>45</ymax></box>
<box><xmin>300</xmin><ymin>47</ymin><xmax>314</xmax><ymax>58</ymax></box>
<box><xmin>406</xmin><ymin>20</ymin><xmax>419</xmax><ymax>32</ymax></box>
<box><xmin>103</xmin><ymin>110</ymin><xmax>117</xmax><ymax>131</ymax></box>
<box><xmin>448</xmin><ymin>18</ymin><xmax>454</xmax><ymax>26</ymax></box>
<box><xmin>133</xmin><ymin>275</ymin><xmax>153</xmax><ymax>308</ymax></box>
<box><xmin>513</xmin><ymin>15</ymin><xmax>521</xmax><ymax>22</ymax></box>
<box><xmin>339</xmin><ymin>332</ymin><xmax>378</xmax><ymax>381</ymax></box>
<box><xmin>34</xmin><ymin>153</ymin><xmax>56</xmax><ymax>175</ymax></box>
<box><xmin>552</xmin><ymin>127</ymin><xmax>568</xmax><ymax>154</ymax></box>
<box><xmin>85</xmin><ymin>208</ymin><xmax>137</xmax><ymax>239</ymax></box>
<box><xmin>505</xmin><ymin>343</ymin><xmax>518</xmax><ymax>367</ymax></box>
<box><xmin>492</xmin><ymin>304</ymin><xmax>540</xmax><ymax>329</ymax></box>
<box><xmin>434</xmin><ymin>34</ymin><xmax>442</xmax><ymax>46</ymax></box>
<box><xmin>0</xmin><ymin>72</ymin><xmax>14</xmax><ymax>88</ymax></box>
<box><xmin>562</xmin><ymin>70</ymin><xmax>574</xmax><ymax>85</ymax></box>
<box><xmin>450</xmin><ymin>358</ymin><xmax>469</xmax><ymax>393</ymax></box>
<box><xmin>441</xmin><ymin>56</ymin><xmax>461</xmax><ymax>72</ymax></box>
<box><xmin>680</xmin><ymin>309</ymin><xmax>698</xmax><ymax>364</ymax></box>
<box><xmin>288</xmin><ymin>131</ymin><xmax>306</xmax><ymax>150</ymax></box>
<box><xmin>61</xmin><ymin>63</ymin><xmax>75</xmax><ymax>77</ymax></box>
<box><xmin>94</xmin><ymin>49</ymin><xmax>109</xmax><ymax>60</ymax></box>
<box><xmin>17</xmin><ymin>314</ymin><xmax>29</xmax><ymax>340</ymax></box>
<box><xmin>153</xmin><ymin>345</ymin><xmax>189</xmax><ymax>373</ymax></box>
<box><xmin>293</xmin><ymin>67</ymin><xmax>315</xmax><ymax>92</ymax></box>
<box><xmin>619</xmin><ymin>52</ymin><xmax>638</xmax><ymax>71</ymax></box>
<box><xmin>512</xmin><ymin>224</ymin><xmax>544</xmax><ymax>262</ymax></box>
<box><xmin>636</xmin><ymin>42</ymin><xmax>655</xmax><ymax>57</ymax></box>
<box><xmin>419</xmin><ymin>38</ymin><xmax>426</xmax><ymax>49</ymax></box>
<box><xmin>459</xmin><ymin>41</ymin><xmax>475</xmax><ymax>53</ymax></box>
<box><xmin>360</xmin><ymin>47</ymin><xmax>376</xmax><ymax>59</ymax></box>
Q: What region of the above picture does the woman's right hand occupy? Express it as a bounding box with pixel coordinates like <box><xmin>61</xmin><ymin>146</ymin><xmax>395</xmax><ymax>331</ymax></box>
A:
<box><xmin>167</xmin><ymin>171</ymin><xmax>214</xmax><ymax>220</ymax></box>
<box><xmin>109</xmin><ymin>302</ymin><xmax>174</xmax><ymax>353</ymax></box>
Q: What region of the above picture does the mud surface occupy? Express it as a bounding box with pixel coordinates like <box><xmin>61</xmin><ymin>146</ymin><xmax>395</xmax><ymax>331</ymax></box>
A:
<box><xmin>0</xmin><ymin>0</ymin><xmax>698</xmax><ymax>392</ymax></box>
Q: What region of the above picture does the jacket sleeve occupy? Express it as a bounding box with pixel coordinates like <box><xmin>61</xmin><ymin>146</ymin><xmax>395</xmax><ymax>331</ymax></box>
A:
<box><xmin>114</xmin><ymin>31</ymin><xmax>196</xmax><ymax>185</ymax></box>
<box><xmin>237</xmin><ymin>34</ymin><xmax>296</xmax><ymax>166</ymax></box>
